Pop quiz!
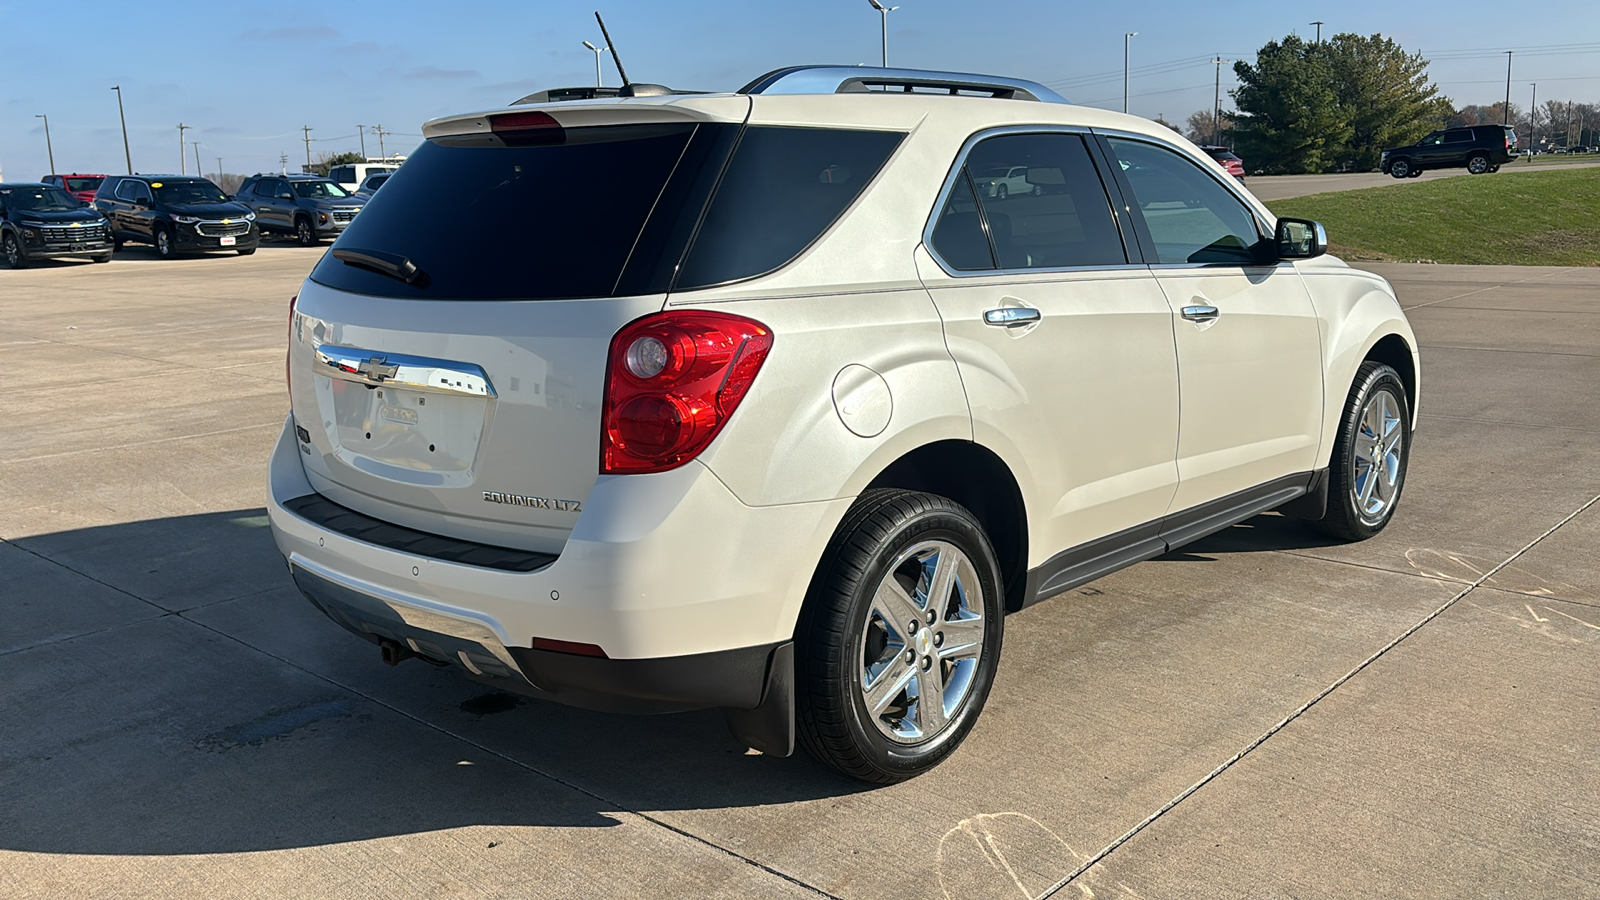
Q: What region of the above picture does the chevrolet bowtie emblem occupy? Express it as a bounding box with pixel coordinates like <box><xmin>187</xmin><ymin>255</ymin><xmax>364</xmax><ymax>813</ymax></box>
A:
<box><xmin>357</xmin><ymin>356</ymin><xmax>399</xmax><ymax>381</ymax></box>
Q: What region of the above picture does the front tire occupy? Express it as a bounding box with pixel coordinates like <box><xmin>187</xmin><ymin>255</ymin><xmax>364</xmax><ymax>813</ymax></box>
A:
<box><xmin>796</xmin><ymin>490</ymin><xmax>1004</xmax><ymax>783</ymax></box>
<box><xmin>295</xmin><ymin>216</ymin><xmax>318</xmax><ymax>247</ymax></box>
<box><xmin>91</xmin><ymin>253</ymin><xmax>113</xmax><ymax>264</ymax></box>
<box><xmin>2</xmin><ymin>233</ymin><xmax>28</xmax><ymax>269</ymax></box>
<box><xmin>236</xmin><ymin>247</ymin><xmax>257</xmax><ymax>256</ymax></box>
<box><xmin>1310</xmin><ymin>362</ymin><xmax>1411</xmax><ymax>542</ymax></box>
<box><xmin>154</xmin><ymin>226</ymin><xmax>175</xmax><ymax>259</ymax></box>
<box><xmin>995</xmin><ymin>184</ymin><xmax>1008</xmax><ymax>201</ymax></box>
<box><xmin>1467</xmin><ymin>153</ymin><xmax>1491</xmax><ymax>174</ymax></box>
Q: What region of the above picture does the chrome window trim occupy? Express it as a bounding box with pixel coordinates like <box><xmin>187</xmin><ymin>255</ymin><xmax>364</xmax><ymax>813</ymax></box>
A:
<box><xmin>920</xmin><ymin>124</ymin><xmax>1139</xmax><ymax>280</ymax></box>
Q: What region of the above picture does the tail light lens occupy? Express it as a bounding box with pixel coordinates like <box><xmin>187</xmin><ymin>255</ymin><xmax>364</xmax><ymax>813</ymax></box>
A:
<box><xmin>286</xmin><ymin>294</ymin><xmax>297</xmax><ymax>389</ymax></box>
<box><xmin>601</xmin><ymin>311</ymin><xmax>773</xmax><ymax>474</ymax></box>
<box><xmin>488</xmin><ymin>110</ymin><xmax>565</xmax><ymax>147</ymax></box>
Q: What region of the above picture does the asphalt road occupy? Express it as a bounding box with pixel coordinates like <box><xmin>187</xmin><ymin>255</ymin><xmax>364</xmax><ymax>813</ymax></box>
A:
<box><xmin>3</xmin><ymin>246</ymin><xmax>1598</xmax><ymax>898</ymax></box>
<box><xmin>1246</xmin><ymin>158</ymin><xmax>1600</xmax><ymax>201</ymax></box>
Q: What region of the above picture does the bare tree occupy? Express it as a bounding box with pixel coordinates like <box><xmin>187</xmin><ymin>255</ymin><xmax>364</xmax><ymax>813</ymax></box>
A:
<box><xmin>1185</xmin><ymin>109</ymin><xmax>1237</xmax><ymax>145</ymax></box>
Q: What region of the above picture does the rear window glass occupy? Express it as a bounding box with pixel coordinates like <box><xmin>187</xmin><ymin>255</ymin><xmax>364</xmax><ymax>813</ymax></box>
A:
<box><xmin>309</xmin><ymin>124</ymin><xmax>697</xmax><ymax>300</ymax></box>
<box><xmin>674</xmin><ymin>126</ymin><xmax>903</xmax><ymax>289</ymax></box>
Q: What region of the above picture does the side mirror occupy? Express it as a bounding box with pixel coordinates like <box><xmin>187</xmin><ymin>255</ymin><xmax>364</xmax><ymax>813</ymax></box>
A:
<box><xmin>1275</xmin><ymin>217</ymin><xmax>1327</xmax><ymax>260</ymax></box>
<box><xmin>278</xmin><ymin>192</ymin><xmax>294</xmax><ymax>200</ymax></box>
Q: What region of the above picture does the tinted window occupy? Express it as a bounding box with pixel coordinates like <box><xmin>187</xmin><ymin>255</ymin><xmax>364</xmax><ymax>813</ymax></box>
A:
<box><xmin>930</xmin><ymin>171</ymin><xmax>993</xmax><ymax>270</ymax></box>
<box><xmin>674</xmin><ymin>126</ymin><xmax>904</xmax><ymax>289</ymax></box>
<box><xmin>329</xmin><ymin>166</ymin><xmax>352</xmax><ymax>182</ymax></box>
<box><xmin>963</xmin><ymin>133</ymin><xmax>1125</xmax><ymax>269</ymax></box>
<box><xmin>1107</xmin><ymin>137</ymin><xmax>1261</xmax><ymax>266</ymax></box>
<box><xmin>310</xmin><ymin>123</ymin><xmax>698</xmax><ymax>300</ymax></box>
<box><xmin>153</xmin><ymin>179</ymin><xmax>227</xmax><ymax>204</ymax></box>
<box><xmin>1444</xmin><ymin>130</ymin><xmax>1472</xmax><ymax>143</ymax></box>
<box><xmin>65</xmin><ymin>176</ymin><xmax>103</xmax><ymax>192</ymax></box>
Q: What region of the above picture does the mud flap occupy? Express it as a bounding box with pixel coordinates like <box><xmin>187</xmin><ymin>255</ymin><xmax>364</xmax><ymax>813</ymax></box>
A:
<box><xmin>723</xmin><ymin>642</ymin><xmax>795</xmax><ymax>757</ymax></box>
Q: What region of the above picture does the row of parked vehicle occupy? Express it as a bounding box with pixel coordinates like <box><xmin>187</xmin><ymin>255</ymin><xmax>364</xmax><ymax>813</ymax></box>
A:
<box><xmin>1</xmin><ymin>168</ymin><xmax>392</xmax><ymax>268</ymax></box>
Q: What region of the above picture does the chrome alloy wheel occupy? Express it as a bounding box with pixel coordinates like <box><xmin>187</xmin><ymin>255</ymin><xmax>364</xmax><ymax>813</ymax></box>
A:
<box><xmin>1353</xmin><ymin>390</ymin><xmax>1404</xmax><ymax>525</ymax></box>
<box><xmin>857</xmin><ymin>540</ymin><xmax>986</xmax><ymax>743</ymax></box>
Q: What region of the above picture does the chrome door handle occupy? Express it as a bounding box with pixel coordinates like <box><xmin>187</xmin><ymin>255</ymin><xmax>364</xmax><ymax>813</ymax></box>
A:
<box><xmin>313</xmin><ymin>344</ymin><xmax>497</xmax><ymax>398</ymax></box>
<box><xmin>983</xmin><ymin>307</ymin><xmax>1041</xmax><ymax>327</ymax></box>
<box><xmin>1181</xmin><ymin>305</ymin><xmax>1220</xmax><ymax>322</ymax></box>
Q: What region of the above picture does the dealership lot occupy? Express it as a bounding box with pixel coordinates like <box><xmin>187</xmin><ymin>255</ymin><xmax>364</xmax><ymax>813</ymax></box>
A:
<box><xmin>2</xmin><ymin>248</ymin><xmax>1597</xmax><ymax>898</ymax></box>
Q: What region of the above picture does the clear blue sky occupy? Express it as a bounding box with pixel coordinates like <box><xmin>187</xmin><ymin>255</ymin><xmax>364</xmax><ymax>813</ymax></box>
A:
<box><xmin>3</xmin><ymin>0</ymin><xmax>1596</xmax><ymax>180</ymax></box>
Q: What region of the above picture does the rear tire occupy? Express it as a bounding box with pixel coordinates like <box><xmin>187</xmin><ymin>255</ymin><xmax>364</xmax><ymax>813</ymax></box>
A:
<box><xmin>1389</xmin><ymin>159</ymin><xmax>1412</xmax><ymax>178</ymax></box>
<box><xmin>2</xmin><ymin>233</ymin><xmax>28</xmax><ymax>269</ymax></box>
<box><xmin>1310</xmin><ymin>362</ymin><xmax>1411</xmax><ymax>542</ymax></box>
<box><xmin>1467</xmin><ymin>153</ymin><xmax>1491</xmax><ymax>174</ymax></box>
<box><xmin>796</xmin><ymin>489</ymin><xmax>1005</xmax><ymax>783</ymax></box>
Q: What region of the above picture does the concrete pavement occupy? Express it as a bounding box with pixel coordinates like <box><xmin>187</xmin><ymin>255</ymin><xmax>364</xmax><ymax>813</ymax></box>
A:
<box><xmin>2</xmin><ymin>249</ymin><xmax>1597</xmax><ymax>898</ymax></box>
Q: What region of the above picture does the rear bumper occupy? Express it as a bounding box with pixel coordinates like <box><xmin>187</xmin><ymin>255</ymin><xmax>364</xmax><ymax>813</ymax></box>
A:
<box><xmin>266</xmin><ymin>416</ymin><xmax>847</xmax><ymax>714</ymax></box>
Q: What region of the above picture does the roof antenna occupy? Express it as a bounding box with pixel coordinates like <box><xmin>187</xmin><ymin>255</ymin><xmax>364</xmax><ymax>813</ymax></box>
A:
<box><xmin>594</xmin><ymin>11</ymin><xmax>671</xmax><ymax>97</ymax></box>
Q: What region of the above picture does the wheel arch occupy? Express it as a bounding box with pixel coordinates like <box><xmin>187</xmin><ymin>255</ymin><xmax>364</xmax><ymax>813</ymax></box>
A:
<box><xmin>1364</xmin><ymin>332</ymin><xmax>1416</xmax><ymax>420</ymax></box>
<box><xmin>860</xmin><ymin>440</ymin><xmax>1029</xmax><ymax>613</ymax></box>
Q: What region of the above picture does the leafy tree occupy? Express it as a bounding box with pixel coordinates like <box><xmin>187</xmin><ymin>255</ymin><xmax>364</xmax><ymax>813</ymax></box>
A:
<box><xmin>1450</xmin><ymin>103</ymin><xmax>1520</xmax><ymax>129</ymax></box>
<box><xmin>1184</xmin><ymin>109</ymin><xmax>1237</xmax><ymax>146</ymax></box>
<box><xmin>1323</xmin><ymin>33</ymin><xmax>1451</xmax><ymax>170</ymax></box>
<box><xmin>1231</xmin><ymin>36</ymin><xmax>1350</xmax><ymax>174</ymax></box>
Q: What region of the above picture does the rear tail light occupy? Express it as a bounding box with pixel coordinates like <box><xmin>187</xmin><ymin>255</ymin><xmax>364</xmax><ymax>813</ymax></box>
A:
<box><xmin>286</xmin><ymin>294</ymin><xmax>297</xmax><ymax>389</ymax></box>
<box><xmin>601</xmin><ymin>311</ymin><xmax>773</xmax><ymax>474</ymax></box>
<box><xmin>488</xmin><ymin>110</ymin><xmax>565</xmax><ymax>146</ymax></box>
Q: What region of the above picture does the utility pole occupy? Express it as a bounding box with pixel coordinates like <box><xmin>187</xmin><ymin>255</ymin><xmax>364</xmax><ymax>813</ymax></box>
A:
<box><xmin>356</xmin><ymin>124</ymin><xmax>367</xmax><ymax>159</ymax></box>
<box><xmin>301</xmin><ymin>125</ymin><xmax>314</xmax><ymax>171</ymax></box>
<box><xmin>374</xmin><ymin>125</ymin><xmax>388</xmax><ymax>160</ymax></box>
<box><xmin>191</xmin><ymin>141</ymin><xmax>202</xmax><ymax>179</ymax></box>
<box><xmin>1529</xmin><ymin>84</ymin><xmax>1537</xmax><ymax>149</ymax></box>
<box><xmin>1503</xmin><ymin>51</ymin><xmax>1513</xmax><ymax>126</ymax></box>
<box><xmin>867</xmin><ymin>0</ymin><xmax>900</xmax><ymax>68</ymax></box>
<box><xmin>35</xmin><ymin>115</ymin><xmax>55</xmax><ymax>175</ymax></box>
<box><xmin>111</xmin><ymin>86</ymin><xmax>132</xmax><ymax>174</ymax></box>
<box><xmin>279</xmin><ymin>152</ymin><xmax>289</xmax><ymax>176</ymax></box>
<box><xmin>1212</xmin><ymin>57</ymin><xmax>1224</xmax><ymax>145</ymax></box>
<box><xmin>1311</xmin><ymin>21</ymin><xmax>1324</xmax><ymax>43</ymax></box>
<box><xmin>1123</xmin><ymin>32</ymin><xmax>1138</xmax><ymax>114</ymax></box>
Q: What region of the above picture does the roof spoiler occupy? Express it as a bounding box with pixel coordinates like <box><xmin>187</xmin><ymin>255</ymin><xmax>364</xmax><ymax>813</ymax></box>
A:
<box><xmin>738</xmin><ymin>66</ymin><xmax>1069</xmax><ymax>104</ymax></box>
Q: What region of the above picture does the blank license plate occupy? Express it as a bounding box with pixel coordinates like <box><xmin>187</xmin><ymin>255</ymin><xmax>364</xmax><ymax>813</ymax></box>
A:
<box><xmin>220</xmin><ymin>236</ymin><xmax>236</xmax><ymax>246</ymax></box>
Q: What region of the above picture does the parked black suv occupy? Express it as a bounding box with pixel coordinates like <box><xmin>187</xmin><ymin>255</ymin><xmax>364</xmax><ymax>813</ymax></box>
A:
<box><xmin>1381</xmin><ymin>125</ymin><xmax>1517</xmax><ymax>178</ymax></box>
<box><xmin>93</xmin><ymin>175</ymin><xmax>259</xmax><ymax>258</ymax></box>
<box><xmin>0</xmin><ymin>182</ymin><xmax>114</xmax><ymax>268</ymax></box>
<box><xmin>235</xmin><ymin>173</ymin><xmax>364</xmax><ymax>246</ymax></box>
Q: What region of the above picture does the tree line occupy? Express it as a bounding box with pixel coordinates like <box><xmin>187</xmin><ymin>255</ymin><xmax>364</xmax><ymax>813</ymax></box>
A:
<box><xmin>1182</xmin><ymin>32</ymin><xmax>1596</xmax><ymax>173</ymax></box>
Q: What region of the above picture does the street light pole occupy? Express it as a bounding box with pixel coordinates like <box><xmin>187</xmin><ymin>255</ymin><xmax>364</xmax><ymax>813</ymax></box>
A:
<box><xmin>177</xmin><ymin>123</ymin><xmax>189</xmax><ymax>174</ymax></box>
<box><xmin>582</xmin><ymin>41</ymin><xmax>607</xmax><ymax>87</ymax></box>
<box><xmin>35</xmin><ymin>115</ymin><xmax>55</xmax><ymax>175</ymax></box>
<box><xmin>216</xmin><ymin>158</ymin><xmax>223</xmax><ymax>187</ymax></box>
<box><xmin>356</xmin><ymin>124</ymin><xmax>367</xmax><ymax>159</ymax></box>
<box><xmin>1529</xmin><ymin>83</ymin><xmax>1537</xmax><ymax>149</ymax></box>
<box><xmin>191</xmin><ymin>142</ymin><xmax>202</xmax><ymax>180</ymax></box>
<box><xmin>1503</xmin><ymin>51</ymin><xmax>1513</xmax><ymax>126</ymax></box>
<box><xmin>1311</xmin><ymin>21</ymin><xmax>1324</xmax><ymax>43</ymax></box>
<box><xmin>867</xmin><ymin>0</ymin><xmax>900</xmax><ymax>68</ymax></box>
<box><xmin>1124</xmin><ymin>32</ymin><xmax>1138</xmax><ymax>114</ymax></box>
<box><xmin>111</xmin><ymin>86</ymin><xmax>132</xmax><ymax>174</ymax></box>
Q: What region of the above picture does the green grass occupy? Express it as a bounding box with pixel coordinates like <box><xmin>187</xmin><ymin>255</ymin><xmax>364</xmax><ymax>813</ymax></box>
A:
<box><xmin>1267</xmin><ymin>167</ymin><xmax>1600</xmax><ymax>266</ymax></box>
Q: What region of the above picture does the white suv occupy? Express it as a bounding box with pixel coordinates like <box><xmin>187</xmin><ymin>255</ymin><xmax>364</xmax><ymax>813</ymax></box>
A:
<box><xmin>268</xmin><ymin>66</ymin><xmax>1419</xmax><ymax>783</ymax></box>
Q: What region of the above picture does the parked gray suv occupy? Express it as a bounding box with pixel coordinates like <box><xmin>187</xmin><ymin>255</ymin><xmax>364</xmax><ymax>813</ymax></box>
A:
<box><xmin>236</xmin><ymin>173</ymin><xmax>364</xmax><ymax>245</ymax></box>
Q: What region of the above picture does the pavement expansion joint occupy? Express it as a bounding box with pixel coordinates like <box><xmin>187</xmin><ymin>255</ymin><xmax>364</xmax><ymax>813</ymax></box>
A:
<box><xmin>1035</xmin><ymin>489</ymin><xmax>1600</xmax><ymax>900</ymax></box>
<box><xmin>171</xmin><ymin>610</ymin><xmax>845</xmax><ymax>900</ymax></box>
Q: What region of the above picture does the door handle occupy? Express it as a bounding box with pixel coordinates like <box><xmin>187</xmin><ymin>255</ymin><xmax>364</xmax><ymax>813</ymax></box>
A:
<box><xmin>1181</xmin><ymin>305</ymin><xmax>1220</xmax><ymax>322</ymax></box>
<box><xmin>983</xmin><ymin>307</ymin><xmax>1041</xmax><ymax>327</ymax></box>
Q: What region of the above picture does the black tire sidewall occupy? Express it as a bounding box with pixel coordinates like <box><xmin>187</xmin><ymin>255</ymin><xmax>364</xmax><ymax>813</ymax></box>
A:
<box><xmin>799</xmin><ymin>492</ymin><xmax>1005</xmax><ymax>781</ymax></box>
<box><xmin>1324</xmin><ymin>365</ymin><xmax>1410</xmax><ymax>540</ymax></box>
<box><xmin>3</xmin><ymin>234</ymin><xmax>24</xmax><ymax>268</ymax></box>
<box><xmin>155</xmin><ymin>227</ymin><xmax>173</xmax><ymax>258</ymax></box>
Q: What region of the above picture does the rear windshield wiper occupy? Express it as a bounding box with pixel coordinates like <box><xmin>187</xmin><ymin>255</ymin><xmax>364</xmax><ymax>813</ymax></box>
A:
<box><xmin>331</xmin><ymin>248</ymin><xmax>428</xmax><ymax>286</ymax></box>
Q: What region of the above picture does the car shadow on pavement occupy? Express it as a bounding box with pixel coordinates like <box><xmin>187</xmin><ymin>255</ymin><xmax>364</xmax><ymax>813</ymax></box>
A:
<box><xmin>1</xmin><ymin>509</ymin><xmax>871</xmax><ymax>856</ymax></box>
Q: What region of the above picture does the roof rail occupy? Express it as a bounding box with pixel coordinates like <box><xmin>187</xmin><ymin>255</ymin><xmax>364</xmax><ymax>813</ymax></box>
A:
<box><xmin>738</xmin><ymin>66</ymin><xmax>1068</xmax><ymax>104</ymax></box>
